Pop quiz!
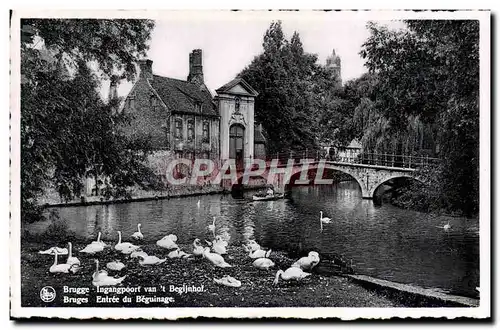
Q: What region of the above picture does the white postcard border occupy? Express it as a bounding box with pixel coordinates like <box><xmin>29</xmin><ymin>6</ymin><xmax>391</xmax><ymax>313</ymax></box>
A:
<box><xmin>9</xmin><ymin>9</ymin><xmax>491</xmax><ymax>320</ymax></box>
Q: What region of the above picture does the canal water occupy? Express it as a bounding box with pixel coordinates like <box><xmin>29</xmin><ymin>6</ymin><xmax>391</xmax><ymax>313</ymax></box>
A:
<box><xmin>27</xmin><ymin>181</ymin><xmax>479</xmax><ymax>298</ymax></box>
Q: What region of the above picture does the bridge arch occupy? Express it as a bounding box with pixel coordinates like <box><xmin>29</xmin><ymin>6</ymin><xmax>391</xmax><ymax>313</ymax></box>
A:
<box><xmin>370</xmin><ymin>174</ymin><xmax>425</xmax><ymax>199</ymax></box>
<box><xmin>283</xmin><ymin>163</ymin><xmax>368</xmax><ymax>198</ymax></box>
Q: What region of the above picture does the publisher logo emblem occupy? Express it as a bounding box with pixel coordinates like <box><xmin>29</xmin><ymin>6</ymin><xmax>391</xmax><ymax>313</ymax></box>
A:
<box><xmin>40</xmin><ymin>286</ymin><xmax>56</xmax><ymax>302</ymax></box>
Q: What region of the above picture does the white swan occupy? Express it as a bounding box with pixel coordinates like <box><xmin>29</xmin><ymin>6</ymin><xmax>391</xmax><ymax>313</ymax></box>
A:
<box><xmin>115</xmin><ymin>231</ymin><xmax>139</xmax><ymax>252</ymax></box>
<box><xmin>214</xmin><ymin>275</ymin><xmax>242</xmax><ymax>288</ymax></box>
<box><xmin>91</xmin><ymin>260</ymin><xmax>127</xmax><ymax>287</ymax></box>
<box><xmin>49</xmin><ymin>251</ymin><xmax>73</xmax><ymax>273</ymax></box>
<box><xmin>211</xmin><ymin>236</ymin><xmax>227</xmax><ymax>255</ymax></box>
<box><xmin>156</xmin><ymin>234</ymin><xmax>178</xmax><ymax>250</ymax></box>
<box><xmin>139</xmin><ymin>255</ymin><xmax>167</xmax><ymax>265</ymax></box>
<box><xmin>435</xmin><ymin>221</ymin><xmax>452</xmax><ymax>231</ymax></box>
<box><xmin>192</xmin><ymin>239</ymin><xmax>204</xmax><ymax>257</ymax></box>
<box><xmin>252</xmin><ymin>257</ymin><xmax>275</xmax><ymax>270</ymax></box>
<box><xmin>39</xmin><ymin>246</ymin><xmax>68</xmax><ymax>255</ymax></box>
<box><xmin>66</xmin><ymin>242</ymin><xmax>80</xmax><ymax>266</ymax></box>
<box><xmin>130</xmin><ymin>249</ymin><xmax>148</xmax><ymax>259</ymax></box>
<box><xmin>131</xmin><ymin>224</ymin><xmax>143</xmax><ymax>240</ymax></box>
<box><xmin>168</xmin><ymin>248</ymin><xmax>192</xmax><ymax>259</ymax></box>
<box><xmin>246</xmin><ymin>247</ymin><xmax>272</xmax><ymax>259</ymax></box>
<box><xmin>273</xmin><ymin>267</ymin><xmax>311</xmax><ymax>285</ymax></box>
<box><xmin>320</xmin><ymin>211</ymin><xmax>331</xmax><ymax>223</ymax></box>
<box><xmin>208</xmin><ymin>217</ymin><xmax>216</xmax><ymax>236</ymax></box>
<box><xmin>106</xmin><ymin>260</ymin><xmax>126</xmax><ymax>271</ymax></box>
<box><xmin>245</xmin><ymin>240</ymin><xmax>261</xmax><ymax>252</ymax></box>
<box><xmin>291</xmin><ymin>251</ymin><xmax>320</xmax><ymax>271</ymax></box>
<box><xmin>92</xmin><ymin>232</ymin><xmax>108</xmax><ymax>247</ymax></box>
<box><xmin>92</xmin><ymin>259</ymin><xmax>108</xmax><ymax>280</ymax></box>
<box><xmin>80</xmin><ymin>239</ymin><xmax>104</xmax><ymax>254</ymax></box>
<box><xmin>203</xmin><ymin>247</ymin><xmax>232</xmax><ymax>268</ymax></box>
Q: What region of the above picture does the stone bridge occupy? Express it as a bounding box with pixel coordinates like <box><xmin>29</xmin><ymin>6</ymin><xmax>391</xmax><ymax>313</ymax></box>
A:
<box><xmin>225</xmin><ymin>159</ymin><xmax>421</xmax><ymax>199</ymax></box>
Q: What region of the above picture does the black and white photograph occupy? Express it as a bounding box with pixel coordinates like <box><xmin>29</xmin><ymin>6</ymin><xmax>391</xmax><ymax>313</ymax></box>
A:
<box><xmin>9</xmin><ymin>9</ymin><xmax>490</xmax><ymax>320</ymax></box>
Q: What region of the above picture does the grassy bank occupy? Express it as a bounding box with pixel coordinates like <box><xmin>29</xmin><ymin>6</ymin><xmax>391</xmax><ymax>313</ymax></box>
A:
<box><xmin>20</xmin><ymin>240</ymin><xmax>401</xmax><ymax>308</ymax></box>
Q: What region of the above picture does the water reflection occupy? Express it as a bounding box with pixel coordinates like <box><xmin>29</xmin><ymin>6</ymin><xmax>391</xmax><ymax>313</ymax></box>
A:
<box><xmin>33</xmin><ymin>181</ymin><xmax>479</xmax><ymax>297</ymax></box>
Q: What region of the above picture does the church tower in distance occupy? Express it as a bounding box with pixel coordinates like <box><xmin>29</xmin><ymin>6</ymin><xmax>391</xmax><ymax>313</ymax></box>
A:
<box><xmin>326</xmin><ymin>49</ymin><xmax>342</xmax><ymax>86</ymax></box>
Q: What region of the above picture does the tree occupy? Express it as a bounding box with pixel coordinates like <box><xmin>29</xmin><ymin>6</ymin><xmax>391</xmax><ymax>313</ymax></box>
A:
<box><xmin>238</xmin><ymin>22</ymin><xmax>320</xmax><ymax>154</ymax></box>
<box><xmin>20</xmin><ymin>19</ymin><xmax>156</xmax><ymax>222</ymax></box>
<box><xmin>359</xmin><ymin>20</ymin><xmax>479</xmax><ymax>216</ymax></box>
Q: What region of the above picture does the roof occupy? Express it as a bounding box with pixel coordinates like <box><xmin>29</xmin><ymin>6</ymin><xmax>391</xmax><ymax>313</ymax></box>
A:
<box><xmin>347</xmin><ymin>139</ymin><xmax>362</xmax><ymax>149</ymax></box>
<box><xmin>254</xmin><ymin>124</ymin><xmax>266</xmax><ymax>144</ymax></box>
<box><xmin>215</xmin><ymin>77</ymin><xmax>259</xmax><ymax>97</ymax></box>
<box><xmin>150</xmin><ymin>75</ymin><xmax>218</xmax><ymax>117</ymax></box>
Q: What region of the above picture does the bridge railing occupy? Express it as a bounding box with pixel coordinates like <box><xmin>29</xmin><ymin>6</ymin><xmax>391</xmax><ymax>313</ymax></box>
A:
<box><xmin>245</xmin><ymin>149</ymin><xmax>440</xmax><ymax>169</ymax></box>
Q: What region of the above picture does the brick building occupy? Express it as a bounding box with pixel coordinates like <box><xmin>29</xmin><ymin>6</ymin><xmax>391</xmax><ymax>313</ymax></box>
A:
<box><xmin>119</xmin><ymin>49</ymin><xmax>266</xmax><ymax>176</ymax></box>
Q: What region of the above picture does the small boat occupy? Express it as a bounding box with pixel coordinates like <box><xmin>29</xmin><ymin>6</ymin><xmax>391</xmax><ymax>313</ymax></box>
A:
<box><xmin>252</xmin><ymin>193</ymin><xmax>285</xmax><ymax>201</ymax></box>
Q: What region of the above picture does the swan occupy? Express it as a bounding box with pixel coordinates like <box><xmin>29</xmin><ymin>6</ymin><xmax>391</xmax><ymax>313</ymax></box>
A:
<box><xmin>92</xmin><ymin>232</ymin><xmax>108</xmax><ymax>247</ymax></box>
<box><xmin>320</xmin><ymin>211</ymin><xmax>331</xmax><ymax>223</ymax></box>
<box><xmin>203</xmin><ymin>247</ymin><xmax>232</xmax><ymax>268</ymax></box>
<box><xmin>211</xmin><ymin>236</ymin><xmax>227</xmax><ymax>255</ymax></box>
<box><xmin>246</xmin><ymin>247</ymin><xmax>272</xmax><ymax>259</ymax></box>
<box><xmin>131</xmin><ymin>224</ymin><xmax>143</xmax><ymax>240</ymax></box>
<box><xmin>291</xmin><ymin>251</ymin><xmax>320</xmax><ymax>271</ymax></box>
<box><xmin>66</xmin><ymin>242</ymin><xmax>80</xmax><ymax>266</ymax></box>
<box><xmin>245</xmin><ymin>240</ymin><xmax>261</xmax><ymax>252</ymax></box>
<box><xmin>273</xmin><ymin>267</ymin><xmax>311</xmax><ymax>285</ymax></box>
<box><xmin>106</xmin><ymin>260</ymin><xmax>126</xmax><ymax>271</ymax></box>
<box><xmin>49</xmin><ymin>251</ymin><xmax>73</xmax><ymax>273</ymax></box>
<box><xmin>92</xmin><ymin>259</ymin><xmax>108</xmax><ymax>280</ymax></box>
<box><xmin>91</xmin><ymin>260</ymin><xmax>127</xmax><ymax>287</ymax></box>
<box><xmin>115</xmin><ymin>231</ymin><xmax>139</xmax><ymax>252</ymax></box>
<box><xmin>39</xmin><ymin>246</ymin><xmax>68</xmax><ymax>255</ymax></box>
<box><xmin>168</xmin><ymin>248</ymin><xmax>192</xmax><ymax>259</ymax></box>
<box><xmin>156</xmin><ymin>234</ymin><xmax>178</xmax><ymax>250</ymax></box>
<box><xmin>138</xmin><ymin>255</ymin><xmax>166</xmax><ymax>265</ymax></box>
<box><xmin>192</xmin><ymin>238</ymin><xmax>204</xmax><ymax>257</ymax></box>
<box><xmin>130</xmin><ymin>249</ymin><xmax>148</xmax><ymax>259</ymax></box>
<box><xmin>435</xmin><ymin>221</ymin><xmax>452</xmax><ymax>231</ymax></box>
<box><xmin>252</xmin><ymin>258</ymin><xmax>275</xmax><ymax>270</ymax></box>
<box><xmin>80</xmin><ymin>240</ymin><xmax>104</xmax><ymax>254</ymax></box>
<box><xmin>214</xmin><ymin>275</ymin><xmax>242</xmax><ymax>288</ymax></box>
<box><xmin>208</xmin><ymin>217</ymin><xmax>216</xmax><ymax>236</ymax></box>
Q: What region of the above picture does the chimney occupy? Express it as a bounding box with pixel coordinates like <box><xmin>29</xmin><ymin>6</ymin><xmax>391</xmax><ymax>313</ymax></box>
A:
<box><xmin>138</xmin><ymin>59</ymin><xmax>153</xmax><ymax>80</ymax></box>
<box><xmin>187</xmin><ymin>49</ymin><xmax>204</xmax><ymax>85</ymax></box>
<box><xmin>108</xmin><ymin>75</ymin><xmax>119</xmax><ymax>101</ymax></box>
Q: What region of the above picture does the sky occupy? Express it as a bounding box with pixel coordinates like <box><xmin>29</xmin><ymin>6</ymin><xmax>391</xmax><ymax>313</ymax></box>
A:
<box><xmin>109</xmin><ymin>13</ymin><xmax>405</xmax><ymax>98</ymax></box>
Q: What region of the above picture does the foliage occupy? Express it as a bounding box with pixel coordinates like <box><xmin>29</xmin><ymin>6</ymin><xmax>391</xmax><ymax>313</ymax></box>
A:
<box><xmin>359</xmin><ymin>20</ymin><xmax>479</xmax><ymax>216</ymax></box>
<box><xmin>238</xmin><ymin>22</ymin><xmax>349</xmax><ymax>153</ymax></box>
<box><xmin>20</xmin><ymin>19</ymin><xmax>157</xmax><ymax>222</ymax></box>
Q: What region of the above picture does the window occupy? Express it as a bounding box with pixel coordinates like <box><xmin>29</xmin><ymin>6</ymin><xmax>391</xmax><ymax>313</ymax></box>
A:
<box><xmin>174</xmin><ymin>118</ymin><xmax>183</xmax><ymax>139</ymax></box>
<box><xmin>187</xmin><ymin>119</ymin><xmax>195</xmax><ymax>141</ymax></box>
<box><xmin>150</xmin><ymin>94</ymin><xmax>157</xmax><ymax>109</ymax></box>
<box><xmin>202</xmin><ymin>121</ymin><xmax>210</xmax><ymax>142</ymax></box>
<box><xmin>185</xmin><ymin>152</ymin><xmax>194</xmax><ymax>161</ymax></box>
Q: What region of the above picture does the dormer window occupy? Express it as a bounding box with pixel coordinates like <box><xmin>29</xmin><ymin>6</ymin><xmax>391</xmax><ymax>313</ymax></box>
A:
<box><xmin>195</xmin><ymin>102</ymin><xmax>202</xmax><ymax>112</ymax></box>
<box><xmin>150</xmin><ymin>94</ymin><xmax>158</xmax><ymax>109</ymax></box>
